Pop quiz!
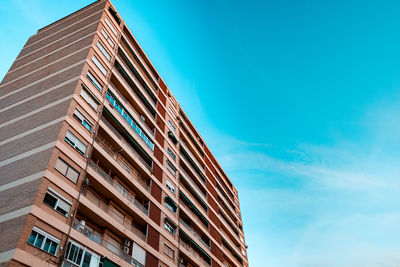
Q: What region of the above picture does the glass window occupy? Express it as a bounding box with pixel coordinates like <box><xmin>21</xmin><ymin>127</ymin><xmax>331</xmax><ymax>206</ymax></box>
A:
<box><xmin>55</xmin><ymin>158</ymin><xmax>79</xmax><ymax>183</ymax></box>
<box><xmin>73</xmin><ymin>109</ymin><xmax>93</xmax><ymax>132</ymax></box>
<box><xmin>166</xmin><ymin>180</ymin><xmax>175</xmax><ymax>194</ymax></box>
<box><xmin>101</xmin><ymin>29</ymin><xmax>114</xmax><ymax>48</ymax></box>
<box><xmin>167</xmin><ymin>147</ymin><xmax>176</xmax><ymax>160</ymax></box>
<box><xmin>65</xmin><ymin>131</ymin><xmax>87</xmax><ymax>156</ymax></box>
<box><xmin>91</xmin><ymin>55</ymin><xmax>107</xmax><ymax>76</ymax></box>
<box><xmin>28</xmin><ymin>227</ymin><xmax>60</xmax><ymax>256</ymax></box>
<box><xmin>97</xmin><ymin>41</ymin><xmax>111</xmax><ymax>61</ymax></box>
<box><xmin>105</xmin><ymin>17</ymin><xmax>117</xmax><ymax>36</ymax></box>
<box><xmin>165</xmin><ymin>197</ymin><xmax>177</xmax><ymax>213</ymax></box>
<box><xmin>86</xmin><ymin>71</ymin><xmax>102</xmax><ymax>92</ymax></box>
<box><xmin>164</xmin><ymin>219</ymin><xmax>176</xmax><ymax>235</ymax></box>
<box><xmin>168</xmin><ymin>120</ymin><xmax>176</xmax><ymax>132</ymax></box>
<box><xmin>80</xmin><ymin>86</ymin><xmax>99</xmax><ymax>111</ymax></box>
<box><xmin>164</xmin><ymin>244</ymin><xmax>174</xmax><ymax>259</ymax></box>
<box><xmin>167</xmin><ymin>160</ymin><xmax>177</xmax><ymax>175</ymax></box>
<box><xmin>63</xmin><ymin>241</ymin><xmax>100</xmax><ymax>267</ymax></box>
<box><xmin>43</xmin><ymin>190</ymin><xmax>71</xmax><ymax>217</ymax></box>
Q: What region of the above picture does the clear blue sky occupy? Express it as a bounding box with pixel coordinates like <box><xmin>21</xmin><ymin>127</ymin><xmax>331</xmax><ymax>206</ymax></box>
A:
<box><xmin>2</xmin><ymin>0</ymin><xmax>400</xmax><ymax>266</ymax></box>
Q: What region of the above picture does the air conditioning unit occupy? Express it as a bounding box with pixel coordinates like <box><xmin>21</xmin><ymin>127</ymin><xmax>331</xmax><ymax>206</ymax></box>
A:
<box><xmin>123</xmin><ymin>246</ymin><xmax>130</xmax><ymax>254</ymax></box>
<box><xmin>124</xmin><ymin>239</ymin><xmax>131</xmax><ymax>246</ymax></box>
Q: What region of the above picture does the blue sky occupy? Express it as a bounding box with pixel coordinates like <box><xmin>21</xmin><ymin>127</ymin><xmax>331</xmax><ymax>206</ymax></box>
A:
<box><xmin>1</xmin><ymin>0</ymin><xmax>400</xmax><ymax>266</ymax></box>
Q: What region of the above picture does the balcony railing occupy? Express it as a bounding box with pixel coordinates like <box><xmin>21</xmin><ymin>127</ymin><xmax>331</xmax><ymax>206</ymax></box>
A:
<box><xmin>109</xmin><ymin>85</ymin><xmax>155</xmax><ymax>137</ymax></box>
<box><xmin>179</xmin><ymin>218</ymin><xmax>210</xmax><ymax>250</ymax></box>
<box><xmin>72</xmin><ymin>220</ymin><xmax>144</xmax><ymax>267</ymax></box>
<box><xmin>219</xmin><ymin>212</ymin><xmax>239</xmax><ymax>241</ymax></box>
<box><xmin>106</xmin><ymin>90</ymin><xmax>154</xmax><ymax>151</ymax></box>
<box><xmin>88</xmin><ymin>161</ymin><xmax>149</xmax><ymax>216</ymax></box>
<box><xmin>96</xmin><ymin>133</ymin><xmax>151</xmax><ymax>190</ymax></box>
<box><xmin>178</xmin><ymin>239</ymin><xmax>210</xmax><ymax>267</ymax></box>
<box><xmin>81</xmin><ymin>188</ymin><xmax>147</xmax><ymax>241</ymax></box>
<box><xmin>180</xmin><ymin>152</ymin><xmax>206</xmax><ymax>186</ymax></box>
<box><xmin>101</xmin><ymin>117</ymin><xmax>152</xmax><ymax>172</ymax></box>
<box><xmin>180</xmin><ymin>168</ymin><xmax>206</xmax><ymax>198</ymax></box>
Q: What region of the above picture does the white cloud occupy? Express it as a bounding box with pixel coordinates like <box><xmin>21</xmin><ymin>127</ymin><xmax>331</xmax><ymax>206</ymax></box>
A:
<box><xmin>208</xmin><ymin>97</ymin><xmax>400</xmax><ymax>266</ymax></box>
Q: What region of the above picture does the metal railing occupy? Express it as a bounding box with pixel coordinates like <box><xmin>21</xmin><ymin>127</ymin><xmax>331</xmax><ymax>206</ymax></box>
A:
<box><xmin>180</xmin><ymin>154</ymin><xmax>206</xmax><ymax>186</ymax></box>
<box><xmin>180</xmin><ymin>168</ymin><xmax>206</xmax><ymax>198</ymax></box>
<box><xmin>88</xmin><ymin>161</ymin><xmax>149</xmax><ymax>216</ymax></box>
<box><xmin>72</xmin><ymin>220</ymin><xmax>144</xmax><ymax>267</ymax></box>
<box><xmin>95</xmin><ymin>134</ymin><xmax>151</xmax><ymax>191</ymax></box>
<box><xmin>100</xmin><ymin>118</ymin><xmax>153</xmax><ymax>172</ymax></box>
<box><xmin>178</xmin><ymin>239</ymin><xmax>210</xmax><ymax>267</ymax></box>
<box><xmin>109</xmin><ymin>84</ymin><xmax>155</xmax><ymax>137</ymax></box>
<box><xmin>179</xmin><ymin>218</ymin><xmax>210</xmax><ymax>250</ymax></box>
<box><xmin>81</xmin><ymin>188</ymin><xmax>147</xmax><ymax>241</ymax></box>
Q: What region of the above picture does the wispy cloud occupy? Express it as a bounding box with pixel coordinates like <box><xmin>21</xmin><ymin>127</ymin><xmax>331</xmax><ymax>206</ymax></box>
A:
<box><xmin>208</xmin><ymin>97</ymin><xmax>400</xmax><ymax>266</ymax></box>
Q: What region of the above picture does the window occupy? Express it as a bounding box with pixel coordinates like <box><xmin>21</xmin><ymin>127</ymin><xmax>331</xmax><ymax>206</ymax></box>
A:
<box><xmin>168</xmin><ymin>131</ymin><xmax>178</xmax><ymax>144</ymax></box>
<box><xmin>105</xmin><ymin>17</ymin><xmax>117</xmax><ymax>36</ymax></box>
<box><xmin>169</xmin><ymin>107</ymin><xmax>177</xmax><ymax>119</ymax></box>
<box><xmin>132</xmin><ymin>243</ymin><xmax>146</xmax><ymax>265</ymax></box>
<box><xmin>108</xmin><ymin>7</ymin><xmax>121</xmax><ymax>25</ymax></box>
<box><xmin>163</xmin><ymin>244</ymin><xmax>174</xmax><ymax>259</ymax></box>
<box><xmin>65</xmin><ymin>131</ymin><xmax>87</xmax><ymax>156</ymax></box>
<box><xmin>166</xmin><ymin>180</ymin><xmax>175</xmax><ymax>194</ymax></box>
<box><xmin>164</xmin><ymin>218</ymin><xmax>176</xmax><ymax>235</ymax></box>
<box><xmin>167</xmin><ymin>160</ymin><xmax>177</xmax><ymax>175</ymax></box>
<box><xmin>97</xmin><ymin>41</ymin><xmax>111</xmax><ymax>61</ymax></box>
<box><xmin>86</xmin><ymin>71</ymin><xmax>102</xmax><ymax>92</ymax></box>
<box><xmin>101</xmin><ymin>29</ymin><xmax>114</xmax><ymax>48</ymax></box>
<box><xmin>55</xmin><ymin>157</ymin><xmax>79</xmax><ymax>183</ymax></box>
<box><xmin>168</xmin><ymin>120</ymin><xmax>176</xmax><ymax>132</ymax></box>
<box><xmin>92</xmin><ymin>55</ymin><xmax>107</xmax><ymax>76</ymax></box>
<box><xmin>165</xmin><ymin>196</ymin><xmax>177</xmax><ymax>213</ymax></box>
<box><xmin>28</xmin><ymin>227</ymin><xmax>60</xmax><ymax>255</ymax></box>
<box><xmin>80</xmin><ymin>85</ymin><xmax>99</xmax><ymax>111</ymax></box>
<box><xmin>73</xmin><ymin>109</ymin><xmax>93</xmax><ymax>132</ymax></box>
<box><xmin>63</xmin><ymin>241</ymin><xmax>101</xmax><ymax>267</ymax></box>
<box><xmin>43</xmin><ymin>188</ymin><xmax>71</xmax><ymax>217</ymax></box>
<box><xmin>167</xmin><ymin>147</ymin><xmax>176</xmax><ymax>160</ymax></box>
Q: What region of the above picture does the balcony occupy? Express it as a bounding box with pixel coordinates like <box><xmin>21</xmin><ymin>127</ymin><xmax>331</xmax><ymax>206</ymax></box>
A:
<box><xmin>180</xmin><ymin>139</ymin><xmax>205</xmax><ymax>173</ymax></box>
<box><xmin>179</xmin><ymin>218</ymin><xmax>210</xmax><ymax>250</ymax></box>
<box><xmin>81</xmin><ymin>188</ymin><xmax>147</xmax><ymax>242</ymax></box>
<box><xmin>88</xmin><ymin>160</ymin><xmax>149</xmax><ymax>216</ymax></box>
<box><xmin>95</xmin><ymin>132</ymin><xmax>151</xmax><ymax>189</ymax></box>
<box><xmin>109</xmin><ymin>83</ymin><xmax>155</xmax><ymax>136</ymax></box>
<box><xmin>105</xmin><ymin>89</ymin><xmax>154</xmax><ymax>151</ymax></box>
<box><xmin>180</xmin><ymin>150</ymin><xmax>206</xmax><ymax>187</ymax></box>
<box><xmin>180</xmin><ymin>168</ymin><xmax>206</xmax><ymax>198</ymax></box>
<box><xmin>100</xmin><ymin>116</ymin><xmax>152</xmax><ymax>173</ymax></box>
<box><xmin>72</xmin><ymin>220</ymin><xmax>144</xmax><ymax>267</ymax></box>
<box><xmin>178</xmin><ymin>238</ymin><xmax>211</xmax><ymax>267</ymax></box>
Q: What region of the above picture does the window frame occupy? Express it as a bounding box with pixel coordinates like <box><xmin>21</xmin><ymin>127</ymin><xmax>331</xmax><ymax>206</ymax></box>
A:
<box><xmin>43</xmin><ymin>187</ymin><xmax>72</xmax><ymax>217</ymax></box>
<box><xmin>164</xmin><ymin>218</ymin><xmax>177</xmax><ymax>235</ymax></box>
<box><xmin>105</xmin><ymin>17</ymin><xmax>118</xmax><ymax>36</ymax></box>
<box><xmin>73</xmin><ymin>109</ymin><xmax>93</xmax><ymax>132</ymax></box>
<box><xmin>166</xmin><ymin>180</ymin><xmax>175</xmax><ymax>194</ymax></box>
<box><xmin>28</xmin><ymin>227</ymin><xmax>60</xmax><ymax>256</ymax></box>
<box><xmin>91</xmin><ymin>55</ymin><xmax>107</xmax><ymax>76</ymax></box>
<box><xmin>101</xmin><ymin>28</ymin><xmax>115</xmax><ymax>48</ymax></box>
<box><xmin>163</xmin><ymin>244</ymin><xmax>174</xmax><ymax>259</ymax></box>
<box><xmin>86</xmin><ymin>71</ymin><xmax>102</xmax><ymax>92</ymax></box>
<box><xmin>55</xmin><ymin>157</ymin><xmax>80</xmax><ymax>183</ymax></box>
<box><xmin>65</xmin><ymin>130</ymin><xmax>87</xmax><ymax>156</ymax></box>
<box><xmin>97</xmin><ymin>41</ymin><xmax>111</xmax><ymax>61</ymax></box>
<box><xmin>167</xmin><ymin>160</ymin><xmax>177</xmax><ymax>175</ymax></box>
<box><xmin>167</xmin><ymin>147</ymin><xmax>176</xmax><ymax>160</ymax></box>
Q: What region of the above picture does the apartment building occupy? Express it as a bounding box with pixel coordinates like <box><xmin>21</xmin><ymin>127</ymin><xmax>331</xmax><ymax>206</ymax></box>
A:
<box><xmin>0</xmin><ymin>1</ymin><xmax>248</xmax><ymax>266</ymax></box>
